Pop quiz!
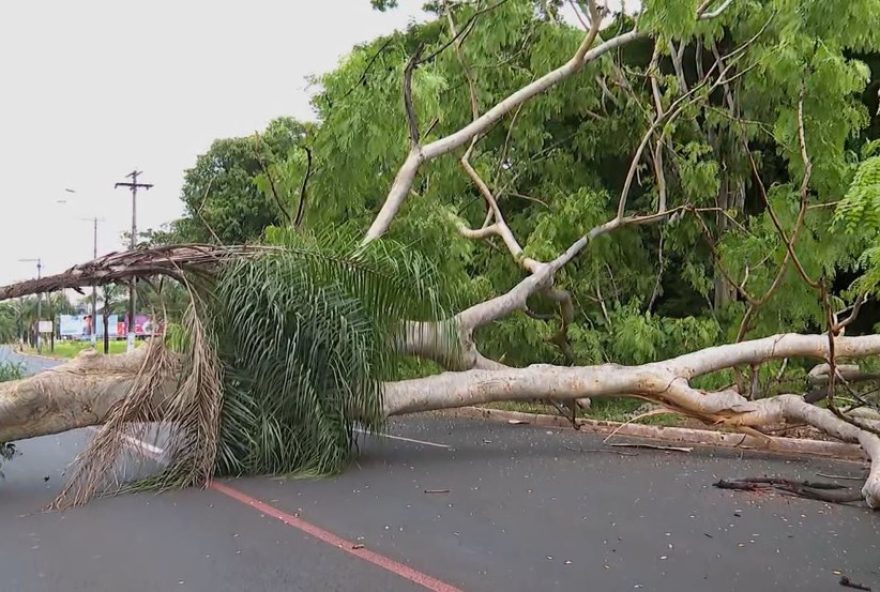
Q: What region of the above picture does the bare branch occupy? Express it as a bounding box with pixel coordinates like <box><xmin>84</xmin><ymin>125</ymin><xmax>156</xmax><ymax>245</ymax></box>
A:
<box><xmin>697</xmin><ymin>0</ymin><xmax>734</xmax><ymax>20</ymax></box>
<box><xmin>294</xmin><ymin>146</ymin><xmax>312</xmax><ymax>229</ymax></box>
<box><xmin>444</xmin><ymin>1</ymin><xmax>539</xmax><ymax>274</ymax></box>
<box><xmin>460</xmin><ymin>145</ymin><xmax>540</xmax><ymax>272</ymax></box>
<box><xmin>364</xmin><ymin>27</ymin><xmax>646</xmax><ymax>243</ymax></box>
<box><xmin>403</xmin><ymin>46</ymin><xmax>425</xmax><ymax>147</ymax></box>
<box><xmin>617</xmin><ymin>29</ymin><xmax>764</xmax><ymax>221</ymax></box>
<box><xmin>252</xmin><ymin>132</ymin><xmax>292</xmax><ymax>227</ymax></box>
<box><xmin>647</xmin><ymin>47</ymin><xmax>668</xmax><ymax>212</ymax></box>
<box><xmin>668</xmin><ymin>39</ymin><xmax>689</xmax><ymax>92</ymax></box>
<box><xmin>837</xmin><ymin>294</ymin><xmax>870</xmax><ymax>331</ymax></box>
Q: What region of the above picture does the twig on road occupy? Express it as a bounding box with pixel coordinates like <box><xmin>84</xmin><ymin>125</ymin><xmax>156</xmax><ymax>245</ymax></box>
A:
<box><xmin>609</xmin><ymin>443</ymin><xmax>693</xmax><ymax>453</ymax></box>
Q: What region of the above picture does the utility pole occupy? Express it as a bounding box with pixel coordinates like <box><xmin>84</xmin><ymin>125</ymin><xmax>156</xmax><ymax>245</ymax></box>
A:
<box><xmin>18</xmin><ymin>258</ymin><xmax>42</xmax><ymax>353</ymax></box>
<box><xmin>80</xmin><ymin>216</ymin><xmax>105</xmax><ymax>346</ymax></box>
<box><xmin>115</xmin><ymin>170</ymin><xmax>153</xmax><ymax>352</ymax></box>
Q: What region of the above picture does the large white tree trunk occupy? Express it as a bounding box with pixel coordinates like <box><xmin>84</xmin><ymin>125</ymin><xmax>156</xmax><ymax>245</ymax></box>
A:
<box><xmin>2</xmin><ymin>334</ymin><xmax>879</xmax><ymax>507</ymax></box>
<box><xmin>0</xmin><ymin>348</ymin><xmax>174</xmax><ymax>442</ymax></box>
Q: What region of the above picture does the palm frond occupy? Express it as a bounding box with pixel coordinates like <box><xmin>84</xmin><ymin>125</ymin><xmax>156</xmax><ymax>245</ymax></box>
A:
<box><xmin>210</xmin><ymin>230</ymin><xmax>456</xmax><ymax>476</ymax></box>
<box><xmin>52</xmin><ymin>230</ymin><xmax>457</xmax><ymax>504</ymax></box>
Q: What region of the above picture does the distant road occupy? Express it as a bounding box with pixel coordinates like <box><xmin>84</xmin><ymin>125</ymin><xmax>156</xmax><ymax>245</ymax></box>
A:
<box><xmin>0</xmin><ymin>345</ymin><xmax>59</xmax><ymax>374</ymax></box>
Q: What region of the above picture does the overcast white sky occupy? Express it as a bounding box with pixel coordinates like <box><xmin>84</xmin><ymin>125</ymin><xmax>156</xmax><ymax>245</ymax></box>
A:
<box><xmin>0</xmin><ymin>0</ymin><xmax>630</xmax><ymax>290</ymax></box>
<box><xmin>0</xmin><ymin>0</ymin><xmax>428</xmax><ymax>287</ymax></box>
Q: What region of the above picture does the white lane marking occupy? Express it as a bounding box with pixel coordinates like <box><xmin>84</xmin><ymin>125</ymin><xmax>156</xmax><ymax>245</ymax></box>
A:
<box><xmin>86</xmin><ymin>426</ymin><xmax>167</xmax><ymax>461</ymax></box>
<box><xmin>87</xmin><ymin>425</ymin><xmax>450</xmax><ymax>455</ymax></box>
<box><xmin>353</xmin><ymin>427</ymin><xmax>450</xmax><ymax>449</ymax></box>
<box><xmin>120</xmin><ymin>433</ymin><xmax>165</xmax><ymax>459</ymax></box>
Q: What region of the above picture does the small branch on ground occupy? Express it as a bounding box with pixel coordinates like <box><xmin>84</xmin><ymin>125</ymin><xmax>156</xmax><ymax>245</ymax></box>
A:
<box><xmin>714</xmin><ymin>477</ymin><xmax>865</xmax><ymax>504</ymax></box>
<box><xmin>609</xmin><ymin>443</ymin><xmax>693</xmax><ymax>453</ymax></box>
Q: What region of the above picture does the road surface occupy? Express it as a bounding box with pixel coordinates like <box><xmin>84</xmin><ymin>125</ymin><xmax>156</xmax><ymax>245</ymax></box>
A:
<box><xmin>1</xmin><ymin>347</ymin><xmax>878</xmax><ymax>591</ymax></box>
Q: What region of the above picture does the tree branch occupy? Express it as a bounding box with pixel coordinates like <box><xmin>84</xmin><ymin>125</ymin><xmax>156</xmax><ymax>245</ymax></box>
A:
<box><xmin>380</xmin><ymin>349</ymin><xmax>880</xmax><ymax>507</ymax></box>
<box><xmin>403</xmin><ymin>45</ymin><xmax>425</xmax><ymax>147</ymax></box>
<box><xmin>294</xmin><ymin>146</ymin><xmax>312</xmax><ymax>229</ymax></box>
<box><xmin>4</xmin><ymin>332</ymin><xmax>880</xmax><ymax>507</ymax></box>
<box><xmin>252</xmin><ymin>132</ymin><xmax>292</xmax><ymax>227</ymax></box>
<box><xmin>363</xmin><ymin>25</ymin><xmax>646</xmax><ymax>243</ymax></box>
<box><xmin>697</xmin><ymin>0</ymin><xmax>734</xmax><ymax>20</ymax></box>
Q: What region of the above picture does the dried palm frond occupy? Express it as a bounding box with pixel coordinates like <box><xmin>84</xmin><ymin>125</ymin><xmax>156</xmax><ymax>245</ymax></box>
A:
<box><xmin>51</xmin><ymin>336</ymin><xmax>177</xmax><ymax>509</ymax></box>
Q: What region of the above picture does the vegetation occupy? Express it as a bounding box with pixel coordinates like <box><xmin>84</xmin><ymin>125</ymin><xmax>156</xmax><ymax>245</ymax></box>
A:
<box><xmin>136</xmin><ymin>0</ymin><xmax>880</xmax><ymax>420</ymax></box>
<box><xmin>53</xmin><ymin>231</ymin><xmax>454</xmax><ymax>503</ymax></box>
<box><xmin>0</xmin><ymin>361</ymin><xmax>23</xmax><ymax>477</ymax></box>
<box><xmin>157</xmin><ymin>117</ymin><xmax>312</xmax><ymax>245</ymax></box>
<box><xmin>3</xmin><ymin>0</ymin><xmax>880</xmax><ymax>508</ymax></box>
<box><xmin>166</xmin><ymin>1</ymin><xmax>880</xmax><ymax>374</ymax></box>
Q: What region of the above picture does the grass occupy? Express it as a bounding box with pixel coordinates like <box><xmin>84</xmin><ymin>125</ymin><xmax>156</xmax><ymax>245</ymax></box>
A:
<box><xmin>23</xmin><ymin>339</ymin><xmax>137</xmax><ymax>359</ymax></box>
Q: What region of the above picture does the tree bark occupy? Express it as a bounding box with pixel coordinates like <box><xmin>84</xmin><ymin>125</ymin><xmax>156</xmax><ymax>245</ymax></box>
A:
<box><xmin>0</xmin><ymin>347</ymin><xmax>175</xmax><ymax>443</ymax></box>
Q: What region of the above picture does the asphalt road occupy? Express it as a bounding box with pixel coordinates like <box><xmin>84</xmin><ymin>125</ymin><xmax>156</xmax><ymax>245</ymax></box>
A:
<box><xmin>1</xmin><ymin>346</ymin><xmax>879</xmax><ymax>591</ymax></box>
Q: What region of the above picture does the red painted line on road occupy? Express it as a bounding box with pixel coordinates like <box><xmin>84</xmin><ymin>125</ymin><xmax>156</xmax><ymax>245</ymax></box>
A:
<box><xmin>100</xmin><ymin>427</ymin><xmax>462</xmax><ymax>591</ymax></box>
<box><xmin>209</xmin><ymin>481</ymin><xmax>463</xmax><ymax>592</ymax></box>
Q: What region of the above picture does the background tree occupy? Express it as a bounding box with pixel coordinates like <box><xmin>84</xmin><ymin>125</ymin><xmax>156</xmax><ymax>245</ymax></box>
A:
<box><xmin>175</xmin><ymin>116</ymin><xmax>310</xmax><ymax>244</ymax></box>
<box><xmin>0</xmin><ymin>303</ymin><xmax>17</xmax><ymax>344</ymax></box>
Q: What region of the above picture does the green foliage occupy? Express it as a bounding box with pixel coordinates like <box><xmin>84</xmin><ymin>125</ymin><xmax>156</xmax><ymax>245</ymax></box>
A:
<box><xmin>0</xmin><ymin>303</ymin><xmax>17</xmax><ymax>343</ymax></box>
<box><xmin>0</xmin><ymin>361</ymin><xmax>23</xmax><ymax>477</ymax></box>
<box><xmin>176</xmin><ymin>117</ymin><xmax>309</xmax><ymax>244</ymax></box>
<box><xmin>0</xmin><ymin>361</ymin><xmax>23</xmax><ymax>382</ymax></box>
<box><xmin>157</xmin><ymin>0</ymin><xmax>880</xmax><ymax>400</ymax></box>
<box><xmin>835</xmin><ymin>156</ymin><xmax>880</xmax><ymax>233</ymax></box>
<box><xmin>641</xmin><ymin>0</ymin><xmax>701</xmax><ymax>40</ymax></box>
<box><xmin>207</xmin><ymin>230</ymin><xmax>455</xmax><ymax>477</ymax></box>
<box><xmin>370</xmin><ymin>0</ymin><xmax>398</xmax><ymax>10</ymax></box>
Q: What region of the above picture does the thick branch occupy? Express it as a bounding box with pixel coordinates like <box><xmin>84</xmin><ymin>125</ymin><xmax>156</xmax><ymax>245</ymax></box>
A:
<box><xmin>4</xmin><ymin>333</ymin><xmax>879</xmax><ymax>506</ymax></box>
<box><xmin>363</xmin><ymin>29</ymin><xmax>645</xmax><ymax>243</ymax></box>
<box><xmin>668</xmin><ymin>333</ymin><xmax>880</xmax><ymax>379</ymax></box>
<box><xmin>459</xmin><ymin>144</ymin><xmax>541</xmax><ymax>272</ymax></box>
<box><xmin>0</xmin><ymin>348</ymin><xmax>175</xmax><ymax>443</ymax></box>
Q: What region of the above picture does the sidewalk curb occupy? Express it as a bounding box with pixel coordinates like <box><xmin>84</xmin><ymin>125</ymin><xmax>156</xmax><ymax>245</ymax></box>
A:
<box><xmin>440</xmin><ymin>406</ymin><xmax>868</xmax><ymax>462</ymax></box>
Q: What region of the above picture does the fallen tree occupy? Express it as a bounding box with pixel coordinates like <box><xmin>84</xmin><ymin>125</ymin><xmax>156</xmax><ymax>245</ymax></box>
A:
<box><xmin>3</xmin><ymin>0</ymin><xmax>880</xmax><ymax>511</ymax></box>
<box><xmin>0</xmin><ymin>331</ymin><xmax>878</xmax><ymax>507</ymax></box>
